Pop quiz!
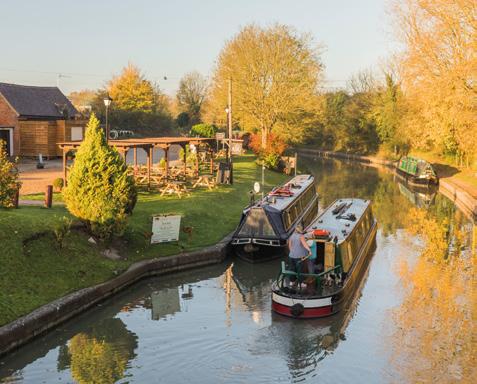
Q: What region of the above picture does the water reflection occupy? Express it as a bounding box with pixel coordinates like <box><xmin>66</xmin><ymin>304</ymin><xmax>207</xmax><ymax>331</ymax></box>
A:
<box><xmin>391</xmin><ymin>207</ymin><xmax>475</xmax><ymax>383</ymax></box>
<box><xmin>397</xmin><ymin>181</ymin><xmax>437</xmax><ymax>209</ymax></box>
<box><xmin>151</xmin><ymin>288</ymin><xmax>181</xmax><ymax>320</ymax></box>
<box><xmin>64</xmin><ymin>318</ymin><xmax>137</xmax><ymax>384</ymax></box>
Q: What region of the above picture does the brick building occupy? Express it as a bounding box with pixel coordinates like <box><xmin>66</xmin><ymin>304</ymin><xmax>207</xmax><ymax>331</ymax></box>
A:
<box><xmin>0</xmin><ymin>82</ymin><xmax>85</xmax><ymax>157</ymax></box>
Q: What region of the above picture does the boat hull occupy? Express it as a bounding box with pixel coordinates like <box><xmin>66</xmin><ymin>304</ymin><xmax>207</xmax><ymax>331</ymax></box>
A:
<box><xmin>395</xmin><ymin>168</ymin><xmax>438</xmax><ymax>187</ymax></box>
<box><xmin>233</xmin><ymin>242</ymin><xmax>287</xmax><ymax>263</ymax></box>
<box><xmin>271</xmin><ymin>221</ymin><xmax>377</xmax><ymax>319</ymax></box>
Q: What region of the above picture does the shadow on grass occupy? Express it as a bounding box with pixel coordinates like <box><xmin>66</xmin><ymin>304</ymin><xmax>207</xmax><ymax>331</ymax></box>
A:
<box><xmin>432</xmin><ymin>163</ymin><xmax>460</xmax><ymax>179</ymax></box>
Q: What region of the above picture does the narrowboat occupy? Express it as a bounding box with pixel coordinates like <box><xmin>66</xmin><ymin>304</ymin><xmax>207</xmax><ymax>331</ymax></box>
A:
<box><xmin>271</xmin><ymin>198</ymin><xmax>377</xmax><ymax>318</ymax></box>
<box><xmin>396</xmin><ymin>156</ymin><xmax>438</xmax><ymax>186</ymax></box>
<box><xmin>231</xmin><ymin>174</ymin><xmax>319</xmax><ymax>263</ymax></box>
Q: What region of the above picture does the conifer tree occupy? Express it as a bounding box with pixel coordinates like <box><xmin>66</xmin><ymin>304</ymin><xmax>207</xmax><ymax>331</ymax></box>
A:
<box><xmin>63</xmin><ymin>113</ymin><xmax>137</xmax><ymax>239</ymax></box>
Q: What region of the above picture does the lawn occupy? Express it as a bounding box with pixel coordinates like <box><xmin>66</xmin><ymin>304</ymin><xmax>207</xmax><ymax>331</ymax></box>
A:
<box><xmin>0</xmin><ymin>154</ymin><xmax>288</xmax><ymax>326</ymax></box>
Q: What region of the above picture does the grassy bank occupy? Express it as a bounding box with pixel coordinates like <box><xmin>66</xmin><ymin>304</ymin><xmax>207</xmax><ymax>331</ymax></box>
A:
<box><xmin>0</xmin><ymin>154</ymin><xmax>287</xmax><ymax>326</ymax></box>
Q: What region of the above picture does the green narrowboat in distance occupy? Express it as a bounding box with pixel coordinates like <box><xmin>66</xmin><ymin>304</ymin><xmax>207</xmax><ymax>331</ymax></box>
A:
<box><xmin>396</xmin><ymin>156</ymin><xmax>438</xmax><ymax>186</ymax></box>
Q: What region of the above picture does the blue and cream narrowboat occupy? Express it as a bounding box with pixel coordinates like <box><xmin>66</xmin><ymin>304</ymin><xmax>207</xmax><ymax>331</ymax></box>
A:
<box><xmin>231</xmin><ymin>174</ymin><xmax>319</xmax><ymax>263</ymax></box>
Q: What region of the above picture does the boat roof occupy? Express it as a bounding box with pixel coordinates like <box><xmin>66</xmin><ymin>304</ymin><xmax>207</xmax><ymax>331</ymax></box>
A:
<box><xmin>254</xmin><ymin>174</ymin><xmax>315</xmax><ymax>212</ymax></box>
<box><xmin>307</xmin><ymin>198</ymin><xmax>371</xmax><ymax>244</ymax></box>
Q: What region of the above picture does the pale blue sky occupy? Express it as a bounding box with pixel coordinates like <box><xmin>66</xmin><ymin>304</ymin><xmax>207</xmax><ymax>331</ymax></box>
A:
<box><xmin>0</xmin><ymin>0</ymin><xmax>396</xmax><ymax>95</ymax></box>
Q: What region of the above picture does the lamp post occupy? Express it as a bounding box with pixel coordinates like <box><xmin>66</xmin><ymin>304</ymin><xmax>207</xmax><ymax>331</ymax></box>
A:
<box><xmin>103</xmin><ymin>95</ymin><xmax>112</xmax><ymax>143</ymax></box>
<box><xmin>225</xmin><ymin>107</ymin><xmax>230</xmax><ymax>162</ymax></box>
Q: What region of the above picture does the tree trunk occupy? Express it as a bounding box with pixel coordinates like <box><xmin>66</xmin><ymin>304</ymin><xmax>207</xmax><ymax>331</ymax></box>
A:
<box><xmin>261</xmin><ymin>128</ymin><xmax>267</xmax><ymax>150</ymax></box>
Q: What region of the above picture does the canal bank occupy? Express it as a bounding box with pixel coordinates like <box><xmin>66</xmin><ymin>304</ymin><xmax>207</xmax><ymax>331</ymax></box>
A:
<box><xmin>0</xmin><ymin>234</ymin><xmax>231</xmax><ymax>357</ymax></box>
<box><xmin>298</xmin><ymin>148</ymin><xmax>477</xmax><ymax>220</ymax></box>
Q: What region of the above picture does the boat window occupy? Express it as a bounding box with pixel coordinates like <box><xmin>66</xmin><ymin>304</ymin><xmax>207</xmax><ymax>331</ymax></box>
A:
<box><xmin>238</xmin><ymin>208</ymin><xmax>276</xmax><ymax>237</ymax></box>
<box><xmin>302</xmin><ymin>199</ymin><xmax>318</xmax><ymax>227</ymax></box>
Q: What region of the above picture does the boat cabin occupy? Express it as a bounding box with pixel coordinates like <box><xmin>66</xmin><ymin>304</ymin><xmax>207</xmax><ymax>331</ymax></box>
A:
<box><xmin>275</xmin><ymin>198</ymin><xmax>376</xmax><ymax>294</ymax></box>
<box><xmin>397</xmin><ymin>156</ymin><xmax>438</xmax><ymax>185</ymax></box>
<box><xmin>233</xmin><ymin>174</ymin><xmax>318</xmax><ymax>247</ymax></box>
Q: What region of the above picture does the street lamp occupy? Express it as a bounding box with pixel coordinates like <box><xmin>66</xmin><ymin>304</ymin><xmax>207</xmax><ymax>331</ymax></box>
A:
<box><xmin>103</xmin><ymin>95</ymin><xmax>112</xmax><ymax>143</ymax></box>
<box><xmin>225</xmin><ymin>107</ymin><xmax>231</xmax><ymax>162</ymax></box>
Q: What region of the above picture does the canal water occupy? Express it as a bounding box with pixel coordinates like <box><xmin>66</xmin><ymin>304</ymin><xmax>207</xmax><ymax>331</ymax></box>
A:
<box><xmin>1</xmin><ymin>157</ymin><xmax>474</xmax><ymax>383</ymax></box>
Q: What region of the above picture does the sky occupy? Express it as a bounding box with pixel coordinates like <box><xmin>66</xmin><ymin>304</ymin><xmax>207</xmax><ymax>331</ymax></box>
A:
<box><xmin>0</xmin><ymin>0</ymin><xmax>397</xmax><ymax>96</ymax></box>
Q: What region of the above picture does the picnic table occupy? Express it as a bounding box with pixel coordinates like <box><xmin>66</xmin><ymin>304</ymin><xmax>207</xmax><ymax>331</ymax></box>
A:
<box><xmin>160</xmin><ymin>180</ymin><xmax>189</xmax><ymax>198</ymax></box>
<box><xmin>192</xmin><ymin>174</ymin><xmax>216</xmax><ymax>190</ymax></box>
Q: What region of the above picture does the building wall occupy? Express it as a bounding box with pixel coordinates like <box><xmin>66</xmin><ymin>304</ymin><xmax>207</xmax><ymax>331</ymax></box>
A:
<box><xmin>0</xmin><ymin>94</ymin><xmax>20</xmax><ymax>156</ymax></box>
<box><xmin>0</xmin><ymin>93</ymin><xmax>86</xmax><ymax>157</ymax></box>
<box><xmin>19</xmin><ymin>120</ymin><xmax>58</xmax><ymax>157</ymax></box>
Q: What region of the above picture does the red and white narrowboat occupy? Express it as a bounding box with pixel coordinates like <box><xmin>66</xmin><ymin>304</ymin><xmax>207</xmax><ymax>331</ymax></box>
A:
<box><xmin>271</xmin><ymin>198</ymin><xmax>377</xmax><ymax>318</ymax></box>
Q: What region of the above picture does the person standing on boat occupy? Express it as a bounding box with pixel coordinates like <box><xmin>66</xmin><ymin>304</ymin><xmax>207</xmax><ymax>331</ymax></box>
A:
<box><xmin>287</xmin><ymin>224</ymin><xmax>312</xmax><ymax>284</ymax></box>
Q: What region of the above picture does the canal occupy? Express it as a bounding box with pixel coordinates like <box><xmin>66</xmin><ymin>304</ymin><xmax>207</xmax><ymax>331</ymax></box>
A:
<box><xmin>0</xmin><ymin>157</ymin><xmax>474</xmax><ymax>383</ymax></box>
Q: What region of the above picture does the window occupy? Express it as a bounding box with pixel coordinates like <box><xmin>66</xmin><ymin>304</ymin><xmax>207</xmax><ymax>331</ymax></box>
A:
<box><xmin>238</xmin><ymin>208</ymin><xmax>276</xmax><ymax>237</ymax></box>
<box><xmin>71</xmin><ymin>127</ymin><xmax>83</xmax><ymax>141</ymax></box>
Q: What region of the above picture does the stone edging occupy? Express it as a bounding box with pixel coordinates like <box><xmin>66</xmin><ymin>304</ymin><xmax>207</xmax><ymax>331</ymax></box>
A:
<box><xmin>0</xmin><ymin>234</ymin><xmax>232</xmax><ymax>357</ymax></box>
<box><xmin>298</xmin><ymin>148</ymin><xmax>477</xmax><ymax>220</ymax></box>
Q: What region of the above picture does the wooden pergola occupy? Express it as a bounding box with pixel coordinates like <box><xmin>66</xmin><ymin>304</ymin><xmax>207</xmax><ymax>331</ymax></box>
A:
<box><xmin>58</xmin><ymin>137</ymin><xmax>214</xmax><ymax>188</ymax></box>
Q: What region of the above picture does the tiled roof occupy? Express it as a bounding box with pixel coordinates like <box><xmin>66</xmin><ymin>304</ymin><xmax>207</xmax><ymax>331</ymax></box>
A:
<box><xmin>0</xmin><ymin>82</ymin><xmax>78</xmax><ymax>119</ymax></box>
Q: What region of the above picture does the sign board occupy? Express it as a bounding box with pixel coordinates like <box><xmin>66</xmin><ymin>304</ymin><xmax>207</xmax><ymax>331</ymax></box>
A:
<box><xmin>151</xmin><ymin>214</ymin><xmax>181</xmax><ymax>244</ymax></box>
<box><xmin>231</xmin><ymin>141</ymin><xmax>243</xmax><ymax>155</ymax></box>
<box><xmin>215</xmin><ymin>132</ymin><xmax>225</xmax><ymax>140</ymax></box>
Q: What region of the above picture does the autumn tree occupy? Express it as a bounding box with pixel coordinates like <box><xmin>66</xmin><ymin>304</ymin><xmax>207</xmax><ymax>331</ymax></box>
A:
<box><xmin>108</xmin><ymin>63</ymin><xmax>156</xmax><ymax>112</ymax></box>
<box><xmin>392</xmin><ymin>0</ymin><xmax>477</xmax><ymax>166</ymax></box>
<box><xmin>176</xmin><ymin>71</ymin><xmax>208</xmax><ymax>126</ymax></box>
<box><xmin>208</xmin><ymin>24</ymin><xmax>323</xmax><ymax>149</ymax></box>
<box><xmin>91</xmin><ymin>63</ymin><xmax>173</xmax><ymax>135</ymax></box>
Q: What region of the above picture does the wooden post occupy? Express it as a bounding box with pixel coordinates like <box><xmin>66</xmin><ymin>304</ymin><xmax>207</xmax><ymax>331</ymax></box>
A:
<box><xmin>148</xmin><ymin>146</ymin><xmax>152</xmax><ymax>189</ymax></box>
<box><xmin>195</xmin><ymin>146</ymin><xmax>199</xmax><ymax>176</ymax></box>
<box><xmin>133</xmin><ymin>147</ymin><xmax>137</xmax><ymax>172</ymax></box>
<box><xmin>210</xmin><ymin>151</ymin><xmax>214</xmax><ymax>174</ymax></box>
<box><xmin>183</xmin><ymin>144</ymin><xmax>187</xmax><ymax>178</ymax></box>
<box><xmin>45</xmin><ymin>185</ymin><xmax>53</xmax><ymax>208</ymax></box>
<box><xmin>164</xmin><ymin>147</ymin><xmax>169</xmax><ymax>178</ymax></box>
<box><xmin>14</xmin><ymin>189</ymin><xmax>19</xmax><ymax>209</ymax></box>
<box><xmin>62</xmin><ymin>149</ymin><xmax>67</xmax><ymax>186</ymax></box>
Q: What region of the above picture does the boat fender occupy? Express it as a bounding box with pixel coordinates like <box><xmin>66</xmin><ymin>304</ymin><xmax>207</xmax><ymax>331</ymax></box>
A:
<box><xmin>291</xmin><ymin>303</ymin><xmax>304</xmax><ymax>317</ymax></box>
<box><xmin>313</xmin><ymin>229</ymin><xmax>330</xmax><ymax>238</ymax></box>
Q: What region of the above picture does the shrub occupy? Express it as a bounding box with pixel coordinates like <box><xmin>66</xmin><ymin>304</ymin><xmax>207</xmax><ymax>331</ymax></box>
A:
<box><xmin>249</xmin><ymin>132</ymin><xmax>288</xmax><ymax>156</ymax></box>
<box><xmin>53</xmin><ymin>177</ymin><xmax>64</xmax><ymax>192</ymax></box>
<box><xmin>262</xmin><ymin>152</ymin><xmax>282</xmax><ymax>170</ymax></box>
<box><xmin>53</xmin><ymin>216</ymin><xmax>72</xmax><ymax>249</ymax></box>
<box><xmin>0</xmin><ymin>141</ymin><xmax>21</xmax><ymax>208</ymax></box>
<box><xmin>63</xmin><ymin>113</ymin><xmax>137</xmax><ymax>240</ymax></box>
<box><xmin>191</xmin><ymin>123</ymin><xmax>218</xmax><ymax>138</ymax></box>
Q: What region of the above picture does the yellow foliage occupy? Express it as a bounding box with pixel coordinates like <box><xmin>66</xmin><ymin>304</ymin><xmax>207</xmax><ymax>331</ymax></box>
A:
<box><xmin>108</xmin><ymin>63</ymin><xmax>156</xmax><ymax>113</ymax></box>
<box><xmin>391</xmin><ymin>208</ymin><xmax>476</xmax><ymax>383</ymax></box>
<box><xmin>69</xmin><ymin>333</ymin><xmax>128</xmax><ymax>384</ymax></box>
<box><xmin>392</xmin><ymin>0</ymin><xmax>477</xmax><ymax>162</ymax></box>
<box><xmin>207</xmin><ymin>24</ymin><xmax>323</xmax><ymax>147</ymax></box>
